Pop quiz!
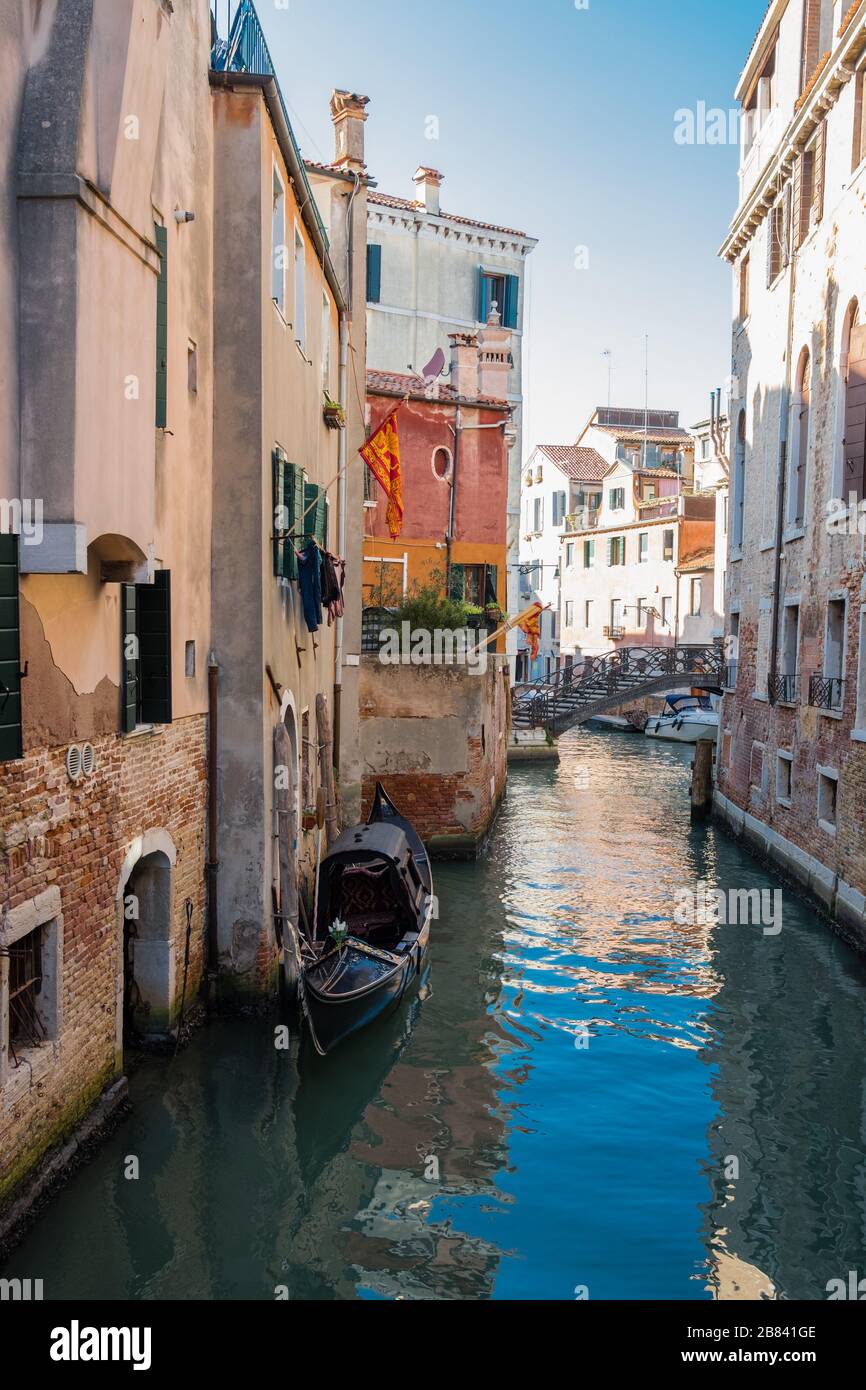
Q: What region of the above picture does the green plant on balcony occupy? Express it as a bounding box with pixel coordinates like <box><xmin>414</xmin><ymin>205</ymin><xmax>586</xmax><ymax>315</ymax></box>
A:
<box><xmin>322</xmin><ymin>391</ymin><xmax>346</xmax><ymax>430</ymax></box>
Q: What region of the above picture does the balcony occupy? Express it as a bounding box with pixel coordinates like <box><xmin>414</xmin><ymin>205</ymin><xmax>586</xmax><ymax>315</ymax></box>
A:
<box><xmin>808</xmin><ymin>674</ymin><xmax>844</xmax><ymax>712</ymax></box>
<box><xmin>603</xmin><ymin>626</ymin><xmax>625</xmax><ymax>641</ymax></box>
<box><xmin>565</xmin><ymin>509</ymin><xmax>600</xmax><ymax>532</ymax></box>
<box><xmin>768</xmin><ymin>673</ymin><xmax>799</xmax><ymax>706</ymax></box>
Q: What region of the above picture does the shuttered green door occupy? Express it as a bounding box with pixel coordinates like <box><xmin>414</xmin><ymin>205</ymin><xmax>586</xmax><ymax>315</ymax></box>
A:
<box><xmin>138</xmin><ymin>570</ymin><xmax>172</xmax><ymax>724</ymax></box>
<box><xmin>0</xmin><ymin>535</ymin><xmax>22</xmax><ymax>761</ymax></box>
<box><xmin>155</xmin><ymin>223</ymin><xmax>168</xmax><ymax>428</ymax></box>
<box><xmin>121</xmin><ymin>582</ymin><xmax>139</xmax><ymax>733</ymax></box>
<box><xmin>484</xmin><ymin>564</ymin><xmax>499</xmax><ymax>606</ymax></box>
<box><xmin>448</xmin><ymin>563</ymin><xmax>466</xmax><ymax>602</ymax></box>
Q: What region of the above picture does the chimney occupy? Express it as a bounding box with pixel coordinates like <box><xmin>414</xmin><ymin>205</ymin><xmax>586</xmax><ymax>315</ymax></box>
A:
<box><xmin>477</xmin><ymin>300</ymin><xmax>513</xmax><ymax>400</ymax></box>
<box><xmin>413</xmin><ymin>166</ymin><xmax>443</xmax><ymax>216</ymax></box>
<box><xmin>449</xmin><ymin>332</ymin><xmax>479</xmax><ymax>399</ymax></box>
<box><xmin>330</xmin><ymin>90</ymin><xmax>370</xmax><ymax>171</ymax></box>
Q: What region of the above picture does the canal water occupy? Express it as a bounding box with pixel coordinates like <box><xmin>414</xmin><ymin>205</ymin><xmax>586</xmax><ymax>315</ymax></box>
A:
<box><xmin>5</xmin><ymin>728</ymin><xmax>866</xmax><ymax>1300</ymax></box>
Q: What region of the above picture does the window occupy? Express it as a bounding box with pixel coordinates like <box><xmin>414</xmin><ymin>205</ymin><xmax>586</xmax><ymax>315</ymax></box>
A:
<box><xmin>552</xmin><ymin>491</ymin><xmax>567</xmax><ymax>527</ymax></box>
<box><xmin>854</xmin><ymin>66</ymin><xmax>866</xmax><ymax>171</ymax></box>
<box><xmin>738</xmin><ymin>253</ymin><xmax>750</xmax><ymax>322</ymax></box>
<box><xmin>609</xmin><ymin>487</ymin><xmax>625</xmax><ymax>511</ymax></box>
<box><xmin>565</xmin><ymin>542</ymin><xmax>574</xmax><ymax>567</ymax></box>
<box><xmin>0</xmin><ymin>534</ymin><xmax>22</xmax><ymax>761</ymax></box>
<box><xmin>817</xmin><ymin>767</ymin><xmax>838</xmax><ymax>832</ymax></box>
<box><xmin>636</xmin><ymin>597</ymin><xmax>647</xmax><ymax>628</ymax></box>
<box><xmin>366</xmin><ymin>243</ymin><xmax>382</xmax><ymax>304</ymax></box>
<box><xmin>273</xmin><ymin>448</ymin><xmax>305</xmax><ymax>580</ymax></box>
<box><xmin>294</xmin><ymin>228</ymin><xmax>306</xmax><ymax>350</ymax></box>
<box><xmin>121</xmin><ymin>571</ymin><xmax>172</xmax><ymax>731</ymax></box>
<box><xmin>823</xmin><ymin>597</ymin><xmax>846</xmax><ymax>708</ymax></box>
<box><xmin>321</xmin><ymin>294</ymin><xmax>331</xmax><ymax>393</ymax></box>
<box><xmin>701</xmin><ymin>438</ymin><xmax>711</xmax><ymax>461</ymax></box>
<box><xmin>584</xmin><ymin>600</ymin><xmax>593</xmax><ymax>628</ymax></box>
<box><xmin>533</xmin><ymin>497</ymin><xmax>543</xmax><ymax>532</ymax></box>
<box><xmin>776</xmin><ymin>752</ymin><xmax>793</xmax><ymax>805</ymax></box>
<box><xmin>843</xmin><ymin>311</ymin><xmax>866</xmax><ymax>503</ymax></box>
<box><xmin>583</xmin><ymin>539</ymin><xmax>595</xmax><ymax>568</ymax></box>
<box><xmin>766</xmin><ymin>198</ymin><xmax>787</xmax><ymax>285</ymax></box>
<box><xmin>781</xmin><ymin>603</ymin><xmax>800</xmax><ymax>685</ymax></box>
<box><xmin>271</xmin><ymin>169</ymin><xmax>286</xmax><ymax>314</ymax></box>
<box><xmin>661</xmin><ymin>596</ymin><xmax>672</xmax><ymax>629</ymax></box>
<box><xmin>663</xmin><ymin>529</ymin><xmax>675</xmax><ymax>562</ymax></box>
<box><xmin>607</xmin><ymin>536</ymin><xmax>626</xmax><ymax>566</ymax></box>
<box><xmin>639</xmin><ymin>532</ymin><xmax>649</xmax><ymax>563</ymax></box>
<box><xmin>732</xmin><ymin>411</ymin><xmax>746</xmax><ymax>549</ymax></box>
<box><xmin>726</xmin><ymin>611</ymin><xmax>740</xmax><ymax>686</ymax></box>
<box><xmin>155</xmin><ymin>222</ymin><xmax>168</xmax><ymax>427</ymax></box>
<box><xmin>690</xmin><ymin>579</ymin><xmax>702</xmax><ymax>616</ymax></box>
<box><xmin>432</xmin><ymin>446</ymin><xmax>452</xmax><ymax>481</ymax></box>
<box><xmin>610</xmin><ymin>599</ymin><xmax>623</xmax><ymax>631</ymax></box>
<box><xmin>793</xmin><ymin>126</ymin><xmax>825</xmax><ymax>248</ymax></box>
<box><xmin>565</xmin><ymin>601</ymin><xmax>574</xmax><ymax>627</ymax></box>
<box><xmin>800</xmin><ymin>1</ymin><xmax>834</xmax><ymax>94</ymax></box>
<box><xmin>856</xmin><ymin>606</ymin><xmax>866</xmax><ymax>730</ymax></box>
<box><xmin>787</xmin><ymin>349</ymin><xmax>810</xmax><ymax>531</ymax></box>
<box><xmin>449</xmin><ymin>563</ymin><xmax>498</xmax><ymax>606</ymax></box>
<box><xmin>0</xmin><ymin>890</ymin><xmax>61</xmax><ymax>1091</ymax></box>
<box><xmin>187</xmin><ymin>340</ymin><xmax>197</xmax><ymax>394</ymax></box>
<box><xmin>301</xmin><ymin>709</ymin><xmax>312</xmax><ymax>811</ymax></box>
<box><xmin>478</xmin><ymin>269</ymin><xmax>518</xmax><ymax>328</ymax></box>
<box><xmin>185</xmin><ymin>641</ymin><xmax>196</xmax><ymax>678</ymax></box>
<box><xmin>750</xmin><ymin>742</ymin><xmax>766</xmax><ymax>794</ymax></box>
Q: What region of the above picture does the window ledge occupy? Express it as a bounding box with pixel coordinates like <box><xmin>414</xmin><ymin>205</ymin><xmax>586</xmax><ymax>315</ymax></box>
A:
<box><xmin>752</xmin><ymin>692</ymin><xmax>769</xmax><ymax>703</ymax></box>
<box><xmin>818</xmin><ymin>707</ymin><xmax>844</xmax><ymax>720</ymax></box>
<box><xmin>3</xmin><ymin>1042</ymin><xmax>58</xmax><ymax>1109</ymax></box>
<box><xmin>730</xmin><ymin>549</ymin><xmax>743</xmax><ymax>563</ymax></box>
<box><xmin>363</xmin><ymin>500</ymin><xmax>378</xmax><ymax>510</ymax></box>
<box><xmin>851</xmin><ymin>728</ymin><xmax>866</xmax><ymax>744</ymax></box>
<box><xmin>818</xmin><ymin>818</ymin><xmax>837</xmax><ymax>838</ymax></box>
<box><xmin>776</xmin><ymin>797</ymin><xmax>792</xmax><ymax>810</ymax></box>
<box><xmin>782</xmin><ymin>526</ymin><xmax>806</xmax><ymax>543</ymax></box>
<box><xmin>124</xmin><ymin>723</ymin><xmax>162</xmax><ymax>740</ymax></box>
<box><xmin>272</xmin><ymin>299</ymin><xmax>289</xmax><ymax>328</ymax></box>
<box><xmin>759</xmin><ymin>539</ymin><xmax>776</xmax><ymax>552</ymax></box>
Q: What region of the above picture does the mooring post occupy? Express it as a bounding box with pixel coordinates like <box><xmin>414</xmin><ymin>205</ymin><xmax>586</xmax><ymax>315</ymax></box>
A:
<box><xmin>691</xmin><ymin>739</ymin><xmax>715</xmax><ymax>821</ymax></box>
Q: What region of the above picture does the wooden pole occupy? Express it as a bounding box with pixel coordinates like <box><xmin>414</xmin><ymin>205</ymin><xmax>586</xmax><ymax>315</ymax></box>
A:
<box><xmin>316</xmin><ymin>693</ymin><xmax>340</xmax><ymax>847</ymax></box>
<box><xmin>691</xmin><ymin>738</ymin><xmax>715</xmax><ymax>821</ymax></box>
<box><xmin>467</xmin><ymin>602</ymin><xmax>551</xmax><ymax>660</ymax></box>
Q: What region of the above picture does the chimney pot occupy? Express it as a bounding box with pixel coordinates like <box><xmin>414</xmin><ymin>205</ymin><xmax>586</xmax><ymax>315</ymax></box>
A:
<box><xmin>413</xmin><ymin>166</ymin><xmax>444</xmax><ymax>216</ymax></box>
<box><xmin>330</xmin><ymin>90</ymin><xmax>370</xmax><ymax>171</ymax></box>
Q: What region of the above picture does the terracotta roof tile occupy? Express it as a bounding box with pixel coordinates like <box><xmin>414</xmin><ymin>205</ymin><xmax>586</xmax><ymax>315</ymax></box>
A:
<box><xmin>536</xmin><ymin>445</ymin><xmax>608</xmax><ymax>482</ymax></box>
<box><xmin>368</xmin><ymin>189</ymin><xmax>531</xmax><ymax>239</ymax></box>
<box><xmin>592</xmin><ymin>425</ymin><xmax>693</xmax><ymax>446</ymax></box>
<box><xmin>677</xmin><ymin>549</ymin><xmax>715</xmax><ymax>573</ymax></box>
<box><xmin>366</xmin><ymin>367</ymin><xmax>509</xmax><ymax>411</ymax></box>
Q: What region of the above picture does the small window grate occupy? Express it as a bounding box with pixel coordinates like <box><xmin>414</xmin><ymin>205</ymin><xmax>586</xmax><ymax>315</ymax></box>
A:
<box><xmin>8</xmin><ymin>929</ymin><xmax>45</xmax><ymax>1061</ymax></box>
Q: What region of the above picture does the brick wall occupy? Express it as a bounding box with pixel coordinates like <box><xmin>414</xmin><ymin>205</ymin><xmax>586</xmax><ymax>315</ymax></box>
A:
<box><xmin>0</xmin><ymin>714</ymin><xmax>207</xmax><ymax>1206</ymax></box>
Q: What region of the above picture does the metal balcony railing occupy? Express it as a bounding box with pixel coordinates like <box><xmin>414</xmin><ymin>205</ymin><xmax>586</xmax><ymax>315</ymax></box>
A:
<box><xmin>603</xmin><ymin>626</ymin><xmax>625</xmax><ymax>641</ymax></box>
<box><xmin>768</xmin><ymin>673</ymin><xmax>799</xmax><ymax>705</ymax></box>
<box><xmin>808</xmin><ymin>674</ymin><xmax>844</xmax><ymax>711</ymax></box>
<box><xmin>565</xmin><ymin>509</ymin><xmax>600</xmax><ymax>532</ymax></box>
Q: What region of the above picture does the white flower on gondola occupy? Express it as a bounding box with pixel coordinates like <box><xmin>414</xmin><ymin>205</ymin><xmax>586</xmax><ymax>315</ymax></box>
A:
<box><xmin>331</xmin><ymin>917</ymin><xmax>349</xmax><ymax>946</ymax></box>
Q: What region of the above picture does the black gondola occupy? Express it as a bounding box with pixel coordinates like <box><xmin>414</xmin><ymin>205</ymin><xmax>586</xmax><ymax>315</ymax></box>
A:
<box><xmin>290</xmin><ymin>784</ymin><xmax>434</xmax><ymax>1056</ymax></box>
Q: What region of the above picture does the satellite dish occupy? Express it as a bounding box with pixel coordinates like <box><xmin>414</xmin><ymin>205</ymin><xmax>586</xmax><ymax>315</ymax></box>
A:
<box><xmin>420</xmin><ymin>347</ymin><xmax>446</xmax><ymax>381</ymax></box>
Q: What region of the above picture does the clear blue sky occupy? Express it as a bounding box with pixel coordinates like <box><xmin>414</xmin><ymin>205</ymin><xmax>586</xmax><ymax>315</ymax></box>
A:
<box><xmin>222</xmin><ymin>0</ymin><xmax>764</xmax><ymax>454</ymax></box>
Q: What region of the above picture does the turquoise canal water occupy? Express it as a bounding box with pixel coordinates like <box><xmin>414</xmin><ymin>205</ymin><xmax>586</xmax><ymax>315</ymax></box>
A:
<box><xmin>4</xmin><ymin>729</ymin><xmax>866</xmax><ymax>1300</ymax></box>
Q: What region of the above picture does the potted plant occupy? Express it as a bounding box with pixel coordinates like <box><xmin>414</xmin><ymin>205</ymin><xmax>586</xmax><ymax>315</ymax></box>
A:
<box><xmin>322</xmin><ymin>391</ymin><xmax>346</xmax><ymax>430</ymax></box>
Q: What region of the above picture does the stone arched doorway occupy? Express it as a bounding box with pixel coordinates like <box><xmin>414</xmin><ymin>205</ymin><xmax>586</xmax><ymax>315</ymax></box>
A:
<box><xmin>118</xmin><ymin>832</ymin><xmax>176</xmax><ymax>1050</ymax></box>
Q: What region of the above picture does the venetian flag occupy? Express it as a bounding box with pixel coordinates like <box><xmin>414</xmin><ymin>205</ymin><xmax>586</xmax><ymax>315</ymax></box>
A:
<box><xmin>517</xmin><ymin>602</ymin><xmax>544</xmax><ymax>661</ymax></box>
<box><xmin>360</xmin><ymin>410</ymin><xmax>404</xmax><ymax>539</ymax></box>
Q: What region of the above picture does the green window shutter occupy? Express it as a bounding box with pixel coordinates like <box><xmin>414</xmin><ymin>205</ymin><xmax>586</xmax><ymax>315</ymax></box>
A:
<box><xmin>449</xmin><ymin>563</ymin><xmax>466</xmax><ymax>602</ymax></box>
<box><xmin>155</xmin><ymin>223</ymin><xmax>168</xmax><ymax>428</ymax></box>
<box><xmin>120</xmin><ymin>582</ymin><xmax>139</xmax><ymax>734</ymax></box>
<box><xmin>138</xmin><ymin>570</ymin><xmax>172</xmax><ymax>724</ymax></box>
<box><xmin>503</xmin><ymin>274</ymin><xmax>519</xmax><ymax>328</ymax></box>
<box><xmin>273</xmin><ymin>448</ymin><xmax>287</xmax><ymax>578</ymax></box>
<box><xmin>0</xmin><ymin>534</ymin><xmax>22</xmax><ymax>761</ymax></box>
<box><xmin>484</xmin><ymin>564</ymin><xmax>498</xmax><ymax>605</ymax></box>
<box><xmin>303</xmin><ymin>482</ymin><xmax>328</xmax><ymax>547</ymax></box>
<box><xmin>477</xmin><ymin>268</ymin><xmax>488</xmax><ymax>323</ymax></box>
<box><xmin>366</xmin><ymin>244</ymin><xmax>382</xmax><ymax>303</ymax></box>
<box><xmin>285</xmin><ymin>461</ymin><xmax>305</xmax><ymax>579</ymax></box>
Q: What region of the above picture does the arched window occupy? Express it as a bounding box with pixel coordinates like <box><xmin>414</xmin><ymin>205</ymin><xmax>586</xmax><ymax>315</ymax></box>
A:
<box><xmin>788</xmin><ymin>348</ymin><xmax>810</xmax><ymax>527</ymax></box>
<box><xmin>841</xmin><ymin>300</ymin><xmax>866</xmax><ymax>504</ymax></box>
<box><xmin>431</xmin><ymin>446</ymin><xmax>452</xmax><ymax>482</ymax></box>
<box><xmin>732</xmin><ymin>410</ymin><xmax>746</xmax><ymax>550</ymax></box>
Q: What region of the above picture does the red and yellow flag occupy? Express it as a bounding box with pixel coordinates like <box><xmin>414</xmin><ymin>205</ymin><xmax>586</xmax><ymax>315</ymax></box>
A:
<box><xmin>360</xmin><ymin>410</ymin><xmax>404</xmax><ymax>539</ymax></box>
<box><xmin>517</xmin><ymin>602</ymin><xmax>543</xmax><ymax>661</ymax></box>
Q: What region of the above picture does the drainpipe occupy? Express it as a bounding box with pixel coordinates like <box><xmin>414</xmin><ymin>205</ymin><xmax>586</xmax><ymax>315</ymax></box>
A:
<box><xmin>446</xmin><ymin>408</ymin><xmax>461</xmax><ymax>591</ymax></box>
<box><xmin>769</xmin><ymin>225</ymin><xmax>798</xmax><ymax>693</ymax></box>
<box><xmin>206</xmin><ymin>653</ymin><xmax>219</xmax><ymax>1003</ymax></box>
<box><xmin>334</xmin><ymin>313</ymin><xmax>348</xmax><ymax>766</ymax></box>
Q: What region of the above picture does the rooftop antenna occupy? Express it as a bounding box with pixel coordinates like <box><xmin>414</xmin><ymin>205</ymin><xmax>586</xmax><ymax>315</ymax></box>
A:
<box><xmin>602</xmin><ymin>349</ymin><xmax>612</xmax><ymax>408</ymax></box>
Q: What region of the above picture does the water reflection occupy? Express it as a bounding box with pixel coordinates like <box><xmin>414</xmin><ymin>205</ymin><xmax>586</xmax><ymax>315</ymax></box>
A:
<box><xmin>2</xmin><ymin>729</ymin><xmax>866</xmax><ymax>1299</ymax></box>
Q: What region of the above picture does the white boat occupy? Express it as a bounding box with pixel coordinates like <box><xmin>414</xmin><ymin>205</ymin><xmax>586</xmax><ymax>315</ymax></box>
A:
<box><xmin>644</xmin><ymin>693</ymin><xmax>719</xmax><ymax>744</ymax></box>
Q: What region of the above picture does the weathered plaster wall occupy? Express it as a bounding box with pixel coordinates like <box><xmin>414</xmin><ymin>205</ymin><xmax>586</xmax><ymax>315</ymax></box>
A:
<box><xmin>359</xmin><ymin>655</ymin><xmax>509</xmax><ymax>854</ymax></box>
